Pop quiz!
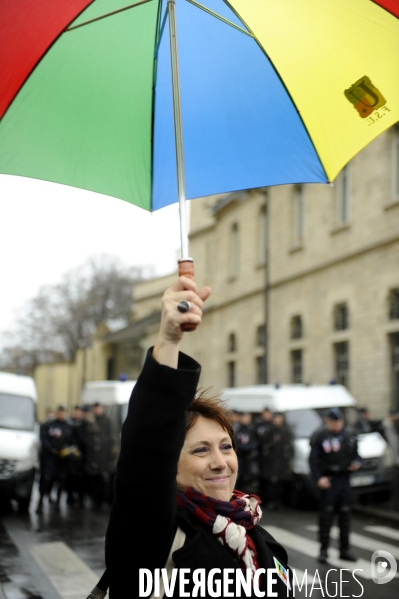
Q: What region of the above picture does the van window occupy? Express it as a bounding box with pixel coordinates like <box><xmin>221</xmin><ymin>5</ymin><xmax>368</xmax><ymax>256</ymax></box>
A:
<box><xmin>0</xmin><ymin>393</ymin><xmax>35</xmax><ymax>431</ymax></box>
<box><xmin>285</xmin><ymin>408</ymin><xmax>321</xmax><ymax>438</ymax></box>
<box><xmin>285</xmin><ymin>406</ymin><xmax>370</xmax><ymax>438</ymax></box>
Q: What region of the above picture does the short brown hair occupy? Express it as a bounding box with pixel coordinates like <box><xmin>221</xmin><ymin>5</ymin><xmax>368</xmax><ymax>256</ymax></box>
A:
<box><xmin>186</xmin><ymin>389</ymin><xmax>236</xmax><ymax>450</ymax></box>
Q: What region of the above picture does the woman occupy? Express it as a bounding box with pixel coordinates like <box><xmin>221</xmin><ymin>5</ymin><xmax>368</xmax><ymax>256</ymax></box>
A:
<box><xmin>103</xmin><ymin>277</ymin><xmax>293</xmax><ymax>598</ymax></box>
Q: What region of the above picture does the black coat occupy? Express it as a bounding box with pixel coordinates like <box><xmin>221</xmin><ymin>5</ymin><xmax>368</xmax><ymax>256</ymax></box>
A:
<box><xmin>105</xmin><ymin>350</ymin><xmax>293</xmax><ymax>598</ymax></box>
<box><xmin>39</xmin><ymin>418</ymin><xmax>75</xmax><ymax>478</ymax></box>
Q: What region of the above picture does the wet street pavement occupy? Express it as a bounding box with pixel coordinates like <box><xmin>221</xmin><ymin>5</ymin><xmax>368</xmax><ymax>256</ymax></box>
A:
<box><xmin>0</xmin><ymin>485</ymin><xmax>398</xmax><ymax>599</ymax></box>
<box><xmin>0</xmin><ymin>484</ymin><xmax>106</xmax><ymax>599</ymax></box>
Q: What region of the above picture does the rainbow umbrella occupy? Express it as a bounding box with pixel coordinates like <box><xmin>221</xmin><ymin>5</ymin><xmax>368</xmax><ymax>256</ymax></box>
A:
<box><xmin>1</xmin><ymin>0</ymin><xmax>399</xmax><ymax>266</ymax></box>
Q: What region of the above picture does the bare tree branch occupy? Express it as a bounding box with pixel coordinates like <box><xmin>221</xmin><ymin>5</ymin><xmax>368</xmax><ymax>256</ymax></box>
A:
<box><xmin>0</xmin><ymin>254</ymin><xmax>149</xmax><ymax>373</ymax></box>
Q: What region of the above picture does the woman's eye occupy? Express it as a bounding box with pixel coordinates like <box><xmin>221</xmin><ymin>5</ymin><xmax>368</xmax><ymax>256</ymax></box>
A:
<box><xmin>221</xmin><ymin>444</ymin><xmax>233</xmax><ymax>452</ymax></box>
<box><xmin>192</xmin><ymin>447</ymin><xmax>209</xmax><ymax>455</ymax></box>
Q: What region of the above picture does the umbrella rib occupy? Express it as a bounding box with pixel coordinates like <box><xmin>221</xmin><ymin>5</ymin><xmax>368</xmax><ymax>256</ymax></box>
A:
<box><xmin>154</xmin><ymin>8</ymin><xmax>168</xmax><ymax>58</ymax></box>
<box><xmin>64</xmin><ymin>0</ymin><xmax>155</xmax><ymax>31</ymax></box>
<box><xmin>186</xmin><ymin>0</ymin><xmax>254</xmax><ymax>38</ymax></box>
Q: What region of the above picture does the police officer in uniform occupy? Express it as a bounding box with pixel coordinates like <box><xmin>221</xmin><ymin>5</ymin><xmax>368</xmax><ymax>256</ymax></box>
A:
<box><xmin>36</xmin><ymin>405</ymin><xmax>75</xmax><ymax>513</ymax></box>
<box><xmin>82</xmin><ymin>402</ymin><xmax>114</xmax><ymax>510</ymax></box>
<box><xmin>309</xmin><ymin>408</ymin><xmax>362</xmax><ymax>563</ymax></box>
<box><xmin>235</xmin><ymin>411</ymin><xmax>259</xmax><ymax>494</ymax></box>
<box><xmin>255</xmin><ymin>407</ymin><xmax>274</xmax><ymax>504</ymax></box>
<box><xmin>259</xmin><ymin>412</ymin><xmax>294</xmax><ymax>511</ymax></box>
<box><xmin>66</xmin><ymin>405</ymin><xmax>85</xmax><ymax>506</ymax></box>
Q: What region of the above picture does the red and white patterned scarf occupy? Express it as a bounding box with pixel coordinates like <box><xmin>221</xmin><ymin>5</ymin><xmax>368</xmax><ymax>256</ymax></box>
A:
<box><xmin>176</xmin><ymin>487</ymin><xmax>262</xmax><ymax>580</ymax></box>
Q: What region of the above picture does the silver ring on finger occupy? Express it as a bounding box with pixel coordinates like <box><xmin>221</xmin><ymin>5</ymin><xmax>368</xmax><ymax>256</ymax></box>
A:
<box><xmin>177</xmin><ymin>300</ymin><xmax>191</xmax><ymax>313</ymax></box>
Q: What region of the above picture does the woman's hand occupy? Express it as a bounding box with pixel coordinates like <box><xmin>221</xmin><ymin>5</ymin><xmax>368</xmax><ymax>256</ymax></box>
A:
<box><xmin>153</xmin><ymin>276</ymin><xmax>211</xmax><ymax>368</ymax></box>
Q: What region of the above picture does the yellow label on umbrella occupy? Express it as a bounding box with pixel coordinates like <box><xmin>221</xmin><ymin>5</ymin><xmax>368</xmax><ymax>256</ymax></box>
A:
<box><xmin>345</xmin><ymin>76</ymin><xmax>386</xmax><ymax>118</ymax></box>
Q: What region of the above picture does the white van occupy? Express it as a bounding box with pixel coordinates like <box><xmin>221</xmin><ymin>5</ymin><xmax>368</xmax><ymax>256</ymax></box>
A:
<box><xmin>221</xmin><ymin>383</ymin><xmax>395</xmax><ymax>506</ymax></box>
<box><xmin>81</xmin><ymin>379</ymin><xmax>136</xmax><ymax>420</ymax></box>
<box><xmin>81</xmin><ymin>379</ymin><xmax>136</xmax><ymax>471</ymax></box>
<box><xmin>0</xmin><ymin>371</ymin><xmax>39</xmax><ymax>511</ymax></box>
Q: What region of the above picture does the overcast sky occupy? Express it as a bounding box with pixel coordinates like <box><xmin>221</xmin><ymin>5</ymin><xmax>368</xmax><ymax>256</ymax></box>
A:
<box><xmin>0</xmin><ymin>174</ymin><xmax>185</xmax><ymax>347</ymax></box>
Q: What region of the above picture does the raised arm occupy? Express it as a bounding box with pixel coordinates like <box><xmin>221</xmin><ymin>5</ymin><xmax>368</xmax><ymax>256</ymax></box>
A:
<box><xmin>153</xmin><ymin>276</ymin><xmax>211</xmax><ymax>368</ymax></box>
<box><xmin>106</xmin><ymin>276</ymin><xmax>212</xmax><ymax>584</ymax></box>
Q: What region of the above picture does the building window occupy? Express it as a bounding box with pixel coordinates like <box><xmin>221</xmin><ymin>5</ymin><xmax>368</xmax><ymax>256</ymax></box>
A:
<box><xmin>229</xmin><ymin>222</ymin><xmax>239</xmax><ymax>277</ymax></box>
<box><xmin>293</xmin><ymin>185</ymin><xmax>305</xmax><ymax>245</ymax></box>
<box><xmin>227</xmin><ymin>361</ymin><xmax>236</xmax><ymax>387</ymax></box>
<box><xmin>389</xmin><ymin>289</ymin><xmax>399</xmax><ymax>320</ymax></box>
<box><xmin>391</xmin><ymin>334</ymin><xmax>399</xmax><ymax>411</ymax></box>
<box><xmin>256</xmin><ymin>356</ymin><xmax>266</xmax><ymax>385</ymax></box>
<box><xmin>336</xmin><ymin>163</ymin><xmax>351</xmax><ymax>223</ymax></box>
<box><xmin>393</xmin><ymin>125</ymin><xmax>399</xmax><ymax>199</ymax></box>
<box><xmin>106</xmin><ymin>358</ymin><xmax>115</xmax><ymax>380</ymax></box>
<box><xmin>334</xmin><ymin>303</ymin><xmax>349</xmax><ymax>330</ymax></box>
<box><xmin>291</xmin><ymin>315</ymin><xmax>303</xmax><ymax>339</ymax></box>
<box><xmin>256</xmin><ymin>324</ymin><xmax>266</xmax><ymax>347</ymax></box>
<box><xmin>291</xmin><ymin>349</ymin><xmax>303</xmax><ymax>383</ymax></box>
<box><xmin>228</xmin><ymin>333</ymin><xmax>236</xmax><ymax>352</ymax></box>
<box><xmin>335</xmin><ymin>342</ymin><xmax>349</xmax><ymax>387</ymax></box>
<box><xmin>258</xmin><ymin>204</ymin><xmax>268</xmax><ymax>263</ymax></box>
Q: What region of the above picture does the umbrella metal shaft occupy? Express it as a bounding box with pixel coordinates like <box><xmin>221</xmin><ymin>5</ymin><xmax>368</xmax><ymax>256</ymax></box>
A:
<box><xmin>167</xmin><ymin>0</ymin><xmax>190</xmax><ymax>262</ymax></box>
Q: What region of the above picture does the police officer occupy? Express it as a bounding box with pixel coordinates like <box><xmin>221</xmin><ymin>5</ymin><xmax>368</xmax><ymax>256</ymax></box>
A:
<box><xmin>66</xmin><ymin>405</ymin><xmax>85</xmax><ymax>507</ymax></box>
<box><xmin>259</xmin><ymin>412</ymin><xmax>294</xmax><ymax>511</ymax></box>
<box><xmin>235</xmin><ymin>411</ymin><xmax>259</xmax><ymax>494</ymax></box>
<box><xmin>82</xmin><ymin>402</ymin><xmax>115</xmax><ymax>510</ymax></box>
<box><xmin>254</xmin><ymin>406</ymin><xmax>274</xmax><ymax>438</ymax></box>
<box><xmin>36</xmin><ymin>405</ymin><xmax>75</xmax><ymax>513</ymax></box>
<box><xmin>255</xmin><ymin>407</ymin><xmax>276</xmax><ymax>504</ymax></box>
<box><xmin>309</xmin><ymin>407</ymin><xmax>361</xmax><ymax>563</ymax></box>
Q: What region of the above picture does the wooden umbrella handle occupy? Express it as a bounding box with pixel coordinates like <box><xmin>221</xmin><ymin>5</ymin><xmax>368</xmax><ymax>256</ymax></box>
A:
<box><xmin>178</xmin><ymin>259</ymin><xmax>197</xmax><ymax>332</ymax></box>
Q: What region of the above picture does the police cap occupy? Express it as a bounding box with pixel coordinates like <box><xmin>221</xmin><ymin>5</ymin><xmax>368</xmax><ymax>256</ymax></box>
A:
<box><xmin>326</xmin><ymin>407</ymin><xmax>343</xmax><ymax>420</ymax></box>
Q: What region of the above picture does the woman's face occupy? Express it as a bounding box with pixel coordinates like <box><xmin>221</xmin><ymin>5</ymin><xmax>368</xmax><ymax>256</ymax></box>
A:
<box><xmin>177</xmin><ymin>416</ymin><xmax>238</xmax><ymax>501</ymax></box>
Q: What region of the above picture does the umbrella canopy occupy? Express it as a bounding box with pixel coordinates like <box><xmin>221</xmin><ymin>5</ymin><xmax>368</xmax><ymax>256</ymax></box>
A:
<box><xmin>1</xmin><ymin>0</ymin><xmax>398</xmax><ymax>213</ymax></box>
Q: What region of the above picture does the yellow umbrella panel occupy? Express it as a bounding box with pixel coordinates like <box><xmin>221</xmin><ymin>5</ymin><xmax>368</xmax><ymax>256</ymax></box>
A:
<box><xmin>228</xmin><ymin>0</ymin><xmax>399</xmax><ymax>181</ymax></box>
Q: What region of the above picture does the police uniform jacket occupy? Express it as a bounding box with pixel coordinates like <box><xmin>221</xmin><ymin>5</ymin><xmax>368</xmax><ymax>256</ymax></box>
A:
<box><xmin>105</xmin><ymin>350</ymin><xmax>293</xmax><ymax>598</ymax></box>
<box><xmin>309</xmin><ymin>425</ymin><xmax>360</xmax><ymax>481</ymax></box>
<box><xmin>40</xmin><ymin>418</ymin><xmax>74</xmax><ymax>455</ymax></box>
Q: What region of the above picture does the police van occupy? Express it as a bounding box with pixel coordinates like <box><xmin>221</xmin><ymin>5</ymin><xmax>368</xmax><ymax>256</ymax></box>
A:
<box><xmin>0</xmin><ymin>371</ymin><xmax>39</xmax><ymax>511</ymax></box>
<box><xmin>221</xmin><ymin>383</ymin><xmax>395</xmax><ymax>506</ymax></box>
